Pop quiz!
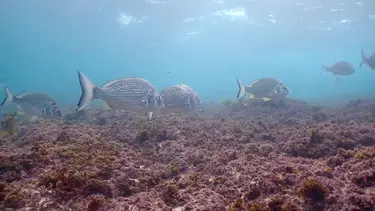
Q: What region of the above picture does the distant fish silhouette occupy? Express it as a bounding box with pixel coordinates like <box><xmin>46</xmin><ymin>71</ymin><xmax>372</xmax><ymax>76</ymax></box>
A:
<box><xmin>322</xmin><ymin>61</ymin><xmax>355</xmax><ymax>76</ymax></box>
<box><xmin>359</xmin><ymin>49</ymin><xmax>375</xmax><ymax>70</ymax></box>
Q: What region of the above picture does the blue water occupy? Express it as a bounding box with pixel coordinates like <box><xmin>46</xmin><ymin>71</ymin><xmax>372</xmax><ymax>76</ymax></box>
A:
<box><xmin>1</xmin><ymin>0</ymin><xmax>375</xmax><ymax>111</ymax></box>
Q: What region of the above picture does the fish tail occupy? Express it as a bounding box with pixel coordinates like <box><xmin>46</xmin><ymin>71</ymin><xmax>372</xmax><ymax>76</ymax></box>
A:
<box><xmin>321</xmin><ymin>64</ymin><xmax>327</xmax><ymax>72</ymax></box>
<box><xmin>321</xmin><ymin>64</ymin><xmax>327</xmax><ymax>75</ymax></box>
<box><xmin>236</xmin><ymin>78</ymin><xmax>246</xmax><ymax>100</ymax></box>
<box><xmin>1</xmin><ymin>86</ymin><xmax>14</xmax><ymax>106</ymax></box>
<box><xmin>359</xmin><ymin>49</ymin><xmax>367</xmax><ymax>68</ymax></box>
<box><xmin>76</xmin><ymin>71</ymin><xmax>96</xmax><ymax>111</ymax></box>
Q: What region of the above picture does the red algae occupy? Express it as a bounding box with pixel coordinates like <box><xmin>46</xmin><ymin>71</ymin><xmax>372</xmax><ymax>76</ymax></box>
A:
<box><xmin>0</xmin><ymin>98</ymin><xmax>375</xmax><ymax>210</ymax></box>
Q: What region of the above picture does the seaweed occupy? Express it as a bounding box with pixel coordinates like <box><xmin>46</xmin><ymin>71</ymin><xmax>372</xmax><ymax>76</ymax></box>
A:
<box><xmin>297</xmin><ymin>176</ymin><xmax>327</xmax><ymax>202</ymax></box>
<box><xmin>160</xmin><ymin>182</ymin><xmax>184</xmax><ymax>207</ymax></box>
<box><xmin>227</xmin><ymin>198</ymin><xmax>245</xmax><ymax>211</ymax></box>
<box><xmin>87</xmin><ymin>194</ymin><xmax>107</xmax><ymax>211</ymax></box>
<box><xmin>0</xmin><ymin>182</ymin><xmax>25</xmax><ymax>209</ymax></box>
<box><xmin>167</xmin><ymin>163</ymin><xmax>181</xmax><ymax>177</ymax></box>
<box><xmin>353</xmin><ymin>150</ymin><xmax>375</xmax><ymax>160</ymax></box>
<box><xmin>297</xmin><ymin>176</ymin><xmax>328</xmax><ymax>210</ymax></box>
<box><xmin>244</xmin><ymin>183</ymin><xmax>261</xmax><ymax>201</ymax></box>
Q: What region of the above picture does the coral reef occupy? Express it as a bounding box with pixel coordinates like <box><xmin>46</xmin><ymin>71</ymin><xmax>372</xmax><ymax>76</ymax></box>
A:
<box><xmin>0</xmin><ymin>98</ymin><xmax>375</xmax><ymax>210</ymax></box>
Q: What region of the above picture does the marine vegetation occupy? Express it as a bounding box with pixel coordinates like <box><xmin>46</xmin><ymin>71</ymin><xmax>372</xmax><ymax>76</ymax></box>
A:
<box><xmin>221</xmin><ymin>98</ymin><xmax>234</xmax><ymax>108</ymax></box>
<box><xmin>1</xmin><ymin>98</ymin><xmax>375</xmax><ymax>210</ymax></box>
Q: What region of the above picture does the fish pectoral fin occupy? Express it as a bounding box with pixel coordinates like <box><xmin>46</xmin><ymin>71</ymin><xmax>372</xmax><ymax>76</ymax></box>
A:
<box><xmin>187</xmin><ymin>99</ymin><xmax>193</xmax><ymax>112</ymax></box>
<box><xmin>146</xmin><ymin>112</ymin><xmax>153</xmax><ymax>120</ymax></box>
<box><xmin>262</xmin><ymin>98</ymin><xmax>271</xmax><ymax>102</ymax></box>
<box><xmin>102</xmin><ymin>102</ymin><xmax>111</xmax><ymax>110</ymax></box>
<box><xmin>16</xmin><ymin>106</ymin><xmax>25</xmax><ymax>115</ymax></box>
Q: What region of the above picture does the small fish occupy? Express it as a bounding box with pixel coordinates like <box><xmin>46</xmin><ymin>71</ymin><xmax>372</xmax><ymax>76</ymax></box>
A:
<box><xmin>322</xmin><ymin>61</ymin><xmax>355</xmax><ymax>76</ymax></box>
<box><xmin>237</xmin><ymin>77</ymin><xmax>289</xmax><ymax>102</ymax></box>
<box><xmin>160</xmin><ymin>84</ymin><xmax>203</xmax><ymax>114</ymax></box>
<box><xmin>1</xmin><ymin>113</ymin><xmax>17</xmax><ymax>135</ymax></box>
<box><xmin>76</xmin><ymin>71</ymin><xmax>164</xmax><ymax>120</ymax></box>
<box><xmin>359</xmin><ymin>49</ymin><xmax>375</xmax><ymax>70</ymax></box>
<box><xmin>1</xmin><ymin>87</ymin><xmax>62</xmax><ymax>118</ymax></box>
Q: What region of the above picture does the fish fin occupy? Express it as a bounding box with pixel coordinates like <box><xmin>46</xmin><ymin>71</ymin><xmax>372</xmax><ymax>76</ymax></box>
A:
<box><xmin>76</xmin><ymin>71</ymin><xmax>96</xmax><ymax>111</ymax></box>
<box><xmin>187</xmin><ymin>98</ymin><xmax>194</xmax><ymax>112</ymax></box>
<box><xmin>321</xmin><ymin>64</ymin><xmax>326</xmax><ymax>72</ymax></box>
<box><xmin>321</xmin><ymin>64</ymin><xmax>327</xmax><ymax>75</ymax></box>
<box><xmin>102</xmin><ymin>102</ymin><xmax>111</xmax><ymax>110</ymax></box>
<box><xmin>262</xmin><ymin>98</ymin><xmax>271</xmax><ymax>102</ymax></box>
<box><xmin>1</xmin><ymin>87</ymin><xmax>14</xmax><ymax>106</ymax></box>
<box><xmin>249</xmin><ymin>93</ymin><xmax>255</xmax><ymax>99</ymax></box>
<box><xmin>236</xmin><ymin>78</ymin><xmax>247</xmax><ymax>100</ymax></box>
<box><xmin>15</xmin><ymin>90</ymin><xmax>30</xmax><ymax>98</ymax></box>
<box><xmin>16</xmin><ymin>106</ymin><xmax>25</xmax><ymax>115</ymax></box>
<box><xmin>359</xmin><ymin>49</ymin><xmax>367</xmax><ymax>68</ymax></box>
<box><xmin>146</xmin><ymin>112</ymin><xmax>153</xmax><ymax>120</ymax></box>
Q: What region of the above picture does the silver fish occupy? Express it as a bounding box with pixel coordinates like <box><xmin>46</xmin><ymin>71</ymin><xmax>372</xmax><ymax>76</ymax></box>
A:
<box><xmin>160</xmin><ymin>84</ymin><xmax>203</xmax><ymax>114</ymax></box>
<box><xmin>322</xmin><ymin>61</ymin><xmax>355</xmax><ymax>76</ymax></box>
<box><xmin>1</xmin><ymin>87</ymin><xmax>62</xmax><ymax>118</ymax></box>
<box><xmin>76</xmin><ymin>71</ymin><xmax>164</xmax><ymax>120</ymax></box>
<box><xmin>359</xmin><ymin>49</ymin><xmax>375</xmax><ymax>70</ymax></box>
<box><xmin>236</xmin><ymin>77</ymin><xmax>289</xmax><ymax>102</ymax></box>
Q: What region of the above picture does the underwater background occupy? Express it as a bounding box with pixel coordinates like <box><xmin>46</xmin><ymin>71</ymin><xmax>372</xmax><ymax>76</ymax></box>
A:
<box><xmin>1</xmin><ymin>0</ymin><xmax>375</xmax><ymax>112</ymax></box>
<box><xmin>2</xmin><ymin>1</ymin><xmax>375</xmax><ymax>210</ymax></box>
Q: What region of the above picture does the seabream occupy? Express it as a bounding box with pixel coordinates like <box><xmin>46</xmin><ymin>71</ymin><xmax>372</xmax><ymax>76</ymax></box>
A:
<box><xmin>160</xmin><ymin>84</ymin><xmax>203</xmax><ymax>114</ymax></box>
<box><xmin>76</xmin><ymin>71</ymin><xmax>164</xmax><ymax>120</ymax></box>
<box><xmin>322</xmin><ymin>61</ymin><xmax>355</xmax><ymax>76</ymax></box>
<box><xmin>236</xmin><ymin>77</ymin><xmax>289</xmax><ymax>102</ymax></box>
<box><xmin>1</xmin><ymin>87</ymin><xmax>62</xmax><ymax>118</ymax></box>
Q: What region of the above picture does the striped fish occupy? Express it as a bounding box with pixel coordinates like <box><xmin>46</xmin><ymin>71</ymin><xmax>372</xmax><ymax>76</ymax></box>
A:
<box><xmin>236</xmin><ymin>77</ymin><xmax>289</xmax><ymax>102</ymax></box>
<box><xmin>76</xmin><ymin>71</ymin><xmax>164</xmax><ymax>120</ymax></box>
<box><xmin>1</xmin><ymin>87</ymin><xmax>62</xmax><ymax>118</ymax></box>
<box><xmin>160</xmin><ymin>84</ymin><xmax>203</xmax><ymax>114</ymax></box>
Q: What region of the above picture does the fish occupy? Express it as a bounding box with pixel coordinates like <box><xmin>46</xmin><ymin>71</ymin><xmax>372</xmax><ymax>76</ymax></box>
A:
<box><xmin>236</xmin><ymin>77</ymin><xmax>289</xmax><ymax>102</ymax></box>
<box><xmin>159</xmin><ymin>84</ymin><xmax>203</xmax><ymax>114</ymax></box>
<box><xmin>0</xmin><ymin>87</ymin><xmax>62</xmax><ymax>118</ymax></box>
<box><xmin>359</xmin><ymin>49</ymin><xmax>375</xmax><ymax>70</ymax></box>
<box><xmin>322</xmin><ymin>61</ymin><xmax>355</xmax><ymax>76</ymax></box>
<box><xmin>76</xmin><ymin>71</ymin><xmax>164</xmax><ymax>120</ymax></box>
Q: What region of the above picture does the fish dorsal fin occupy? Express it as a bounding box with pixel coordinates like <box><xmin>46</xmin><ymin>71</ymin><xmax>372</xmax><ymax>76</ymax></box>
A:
<box><xmin>101</xmin><ymin>80</ymin><xmax>119</xmax><ymax>89</ymax></box>
<box><xmin>15</xmin><ymin>90</ymin><xmax>31</xmax><ymax>98</ymax></box>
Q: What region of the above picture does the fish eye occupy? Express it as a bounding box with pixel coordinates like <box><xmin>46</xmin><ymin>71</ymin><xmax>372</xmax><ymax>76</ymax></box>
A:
<box><xmin>157</xmin><ymin>96</ymin><xmax>161</xmax><ymax>101</ymax></box>
<box><xmin>142</xmin><ymin>100</ymin><xmax>148</xmax><ymax>104</ymax></box>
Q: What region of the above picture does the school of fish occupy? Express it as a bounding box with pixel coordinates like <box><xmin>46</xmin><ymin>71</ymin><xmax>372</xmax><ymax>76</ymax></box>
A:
<box><xmin>0</xmin><ymin>49</ymin><xmax>374</xmax><ymax>120</ymax></box>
